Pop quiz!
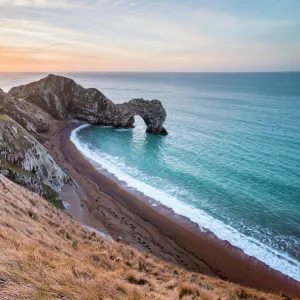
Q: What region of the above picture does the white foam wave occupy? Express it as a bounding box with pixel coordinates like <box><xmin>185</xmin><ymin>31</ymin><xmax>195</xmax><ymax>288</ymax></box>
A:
<box><xmin>63</xmin><ymin>201</ymin><xmax>71</xmax><ymax>208</ymax></box>
<box><xmin>115</xmin><ymin>128</ymin><xmax>132</xmax><ymax>132</ymax></box>
<box><xmin>71</xmin><ymin>124</ymin><xmax>300</xmax><ymax>282</ymax></box>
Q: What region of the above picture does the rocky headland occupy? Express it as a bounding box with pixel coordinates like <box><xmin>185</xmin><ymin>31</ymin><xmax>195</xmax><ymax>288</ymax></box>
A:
<box><xmin>8</xmin><ymin>74</ymin><xmax>168</xmax><ymax>135</ymax></box>
<box><xmin>0</xmin><ymin>74</ymin><xmax>168</xmax><ymax>205</ymax></box>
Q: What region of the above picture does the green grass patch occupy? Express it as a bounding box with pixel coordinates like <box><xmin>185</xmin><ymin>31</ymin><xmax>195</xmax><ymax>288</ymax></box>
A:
<box><xmin>0</xmin><ymin>163</ymin><xmax>31</xmax><ymax>177</ymax></box>
<box><xmin>0</xmin><ymin>115</ymin><xmax>9</xmax><ymax>120</ymax></box>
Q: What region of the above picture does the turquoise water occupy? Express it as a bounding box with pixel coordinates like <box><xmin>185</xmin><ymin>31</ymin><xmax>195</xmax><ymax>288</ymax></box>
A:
<box><xmin>2</xmin><ymin>72</ymin><xmax>300</xmax><ymax>280</ymax></box>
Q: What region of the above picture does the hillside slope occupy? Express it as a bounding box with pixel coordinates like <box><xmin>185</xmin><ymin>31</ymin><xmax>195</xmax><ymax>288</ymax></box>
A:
<box><xmin>0</xmin><ymin>175</ymin><xmax>288</xmax><ymax>300</ymax></box>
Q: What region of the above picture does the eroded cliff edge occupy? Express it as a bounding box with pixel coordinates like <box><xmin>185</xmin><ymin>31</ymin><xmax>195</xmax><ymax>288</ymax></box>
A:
<box><xmin>0</xmin><ymin>115</ymin><xmax>72</xmax><ymax>208</ymax></box>
<box><xmin>8</xmin><ymin>74</ymin><xmax>168</xmax><ymax>135</ymax></box>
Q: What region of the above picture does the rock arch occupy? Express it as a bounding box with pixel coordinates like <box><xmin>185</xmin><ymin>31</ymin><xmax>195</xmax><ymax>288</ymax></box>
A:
<box><xmin>108</xmin><ymin>99</ymin><xmax>168</xmax><ymax>135</ymax></box>
<box><xmin>8</xmin><ymin>74</ymin><xmax>168</xmax><ymax>135</ymax></box>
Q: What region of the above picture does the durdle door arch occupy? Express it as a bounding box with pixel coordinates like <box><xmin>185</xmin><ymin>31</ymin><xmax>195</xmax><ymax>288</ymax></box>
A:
<box><xmin>8</xmin><ymin>74</ymin><xmax>168</xmax><ymax>135</ymax></box>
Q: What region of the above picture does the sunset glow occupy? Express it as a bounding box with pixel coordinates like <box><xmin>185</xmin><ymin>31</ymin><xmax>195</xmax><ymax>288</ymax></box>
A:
<box><xmin>0</xmin><ymin>0</ymin><xmax>300</xmax><ymax>72</ymax></box>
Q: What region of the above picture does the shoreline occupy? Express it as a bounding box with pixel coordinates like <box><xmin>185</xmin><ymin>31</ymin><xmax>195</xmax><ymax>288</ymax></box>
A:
<box><xmin>45</xmin><ymin>120</ymin><xmax>300</xmax><ymax>297</ymax></box>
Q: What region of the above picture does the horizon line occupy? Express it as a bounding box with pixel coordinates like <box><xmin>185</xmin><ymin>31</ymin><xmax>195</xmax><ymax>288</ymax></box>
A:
<box><xmin>1</xmin><ymin>70</ymin><xmax>300</xmax><ymax>74</ymax></box>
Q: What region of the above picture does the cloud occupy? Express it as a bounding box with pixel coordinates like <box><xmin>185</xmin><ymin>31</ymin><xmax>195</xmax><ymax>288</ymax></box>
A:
<box><xmin>0</xmin><ymin>0</ymin><xmax>299</xmax><ymax>71</ymax></box>
<box><xmin>0</xmin><ymin>0</ymin><xmax>85</xmax><ymax>8</ymax></box>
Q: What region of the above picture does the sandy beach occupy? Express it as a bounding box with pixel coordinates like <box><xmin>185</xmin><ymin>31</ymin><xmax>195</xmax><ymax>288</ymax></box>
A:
<box><xmin>43</xmin><ymin>120</ymin><xmax>300</xmax><ymax>298</ymax></box>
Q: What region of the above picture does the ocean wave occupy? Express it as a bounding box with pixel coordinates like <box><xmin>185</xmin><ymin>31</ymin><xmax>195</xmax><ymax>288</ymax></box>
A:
<box><xmin>71</xmin><ymin>124</ymin><xmax>300</xmax><ymax>282</ymax></box>
<box><xmin>115</xmin><ymin>128</ymin><xmax>132</xmax><ymax>132</ymax></box>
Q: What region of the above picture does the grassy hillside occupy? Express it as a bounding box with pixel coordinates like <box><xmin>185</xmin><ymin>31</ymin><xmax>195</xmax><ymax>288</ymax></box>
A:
<box><xmin>0</xmin><ymin>175</ymin><xmax>288</xmax><ymax>300</ymax></box>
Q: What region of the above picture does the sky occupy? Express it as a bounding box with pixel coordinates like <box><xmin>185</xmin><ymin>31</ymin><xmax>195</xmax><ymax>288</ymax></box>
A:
<box><xmin>0</xmin><ymin>0</ymin><xmax>299</xmax><ymax>72</ymax></box>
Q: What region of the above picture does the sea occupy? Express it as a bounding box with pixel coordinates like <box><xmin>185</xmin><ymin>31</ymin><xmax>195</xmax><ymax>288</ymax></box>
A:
<box><xmin>1</xmin><ymin>72</ymin><xmax>300</xmax><ymax>281</ymax></box>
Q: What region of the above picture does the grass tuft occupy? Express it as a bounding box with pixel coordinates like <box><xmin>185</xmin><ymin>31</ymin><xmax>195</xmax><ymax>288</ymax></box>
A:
<box><xmin>126</xmin><ymin>275</ymin><xmax>148</xmax><ymax>286</ymax></box>
<box><xmin>178</xmin><ymin>284</ymin><xmax>200</xmax><ymax>299</ymax></box>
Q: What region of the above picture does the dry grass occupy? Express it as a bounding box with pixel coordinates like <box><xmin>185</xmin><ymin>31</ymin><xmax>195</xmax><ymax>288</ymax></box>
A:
<box><xmin>0</xmin><ymin>175</ymin><xmax>290</xmax><ymax>299</ymax></box>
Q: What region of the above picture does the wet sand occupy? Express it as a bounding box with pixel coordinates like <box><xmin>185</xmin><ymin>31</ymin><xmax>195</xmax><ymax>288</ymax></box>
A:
<box><xmin>44</xmin><ymin>120</ymin><xmax>300</xmax><ymax>298</ymax></box>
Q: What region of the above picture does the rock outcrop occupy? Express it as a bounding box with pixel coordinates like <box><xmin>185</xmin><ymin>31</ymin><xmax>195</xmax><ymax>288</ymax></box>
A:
<box><xmin>0</xmin><ymin>115</ymin><xmax>72</xmax><ymax>208</ymax></box>
<box><xmin>0</xmin><ymin>88</ymin><xmax>53</xmax><ymax>135</ymax></box>
<box><xmin>9</xmin><ymin>74</ymin><xmax>168</xmax><ymax>135</ymax></box>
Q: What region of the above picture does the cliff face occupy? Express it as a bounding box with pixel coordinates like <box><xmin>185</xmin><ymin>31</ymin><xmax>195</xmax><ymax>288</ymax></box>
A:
<box><xmin>0</xmin><ymin>88</ymin><xmax>53</xmax><ymax>135</ymax></box>
<box><xmin>9</xmin><ymin>74</ymin><xmax>168</xmax><ymax>135</ymax></box>
<box><xmin>0</xmin><ymin>115</ymin><xmax>71</xmax><ymax>207</ymax></box>
<box><xmin>0</xmin><ymin>74</ymin><xmax>167</xmax><ymax>206</ymax></box>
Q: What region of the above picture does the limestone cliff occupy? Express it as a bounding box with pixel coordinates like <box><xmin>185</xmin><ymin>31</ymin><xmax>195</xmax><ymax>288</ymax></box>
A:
<box><xmin>9</xmin><ymin>74</ymin><xmax>168</xmax><ymax>135</ymax></box>
<box><xmin>0</xmin><ymin>88</ymin><xmax>53</xmax><ymax>135</ymax></box>
<box><xmin>0</xmin><ymin>115</ymin><xmax>71</xmax><ymax>207</ymax></box>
